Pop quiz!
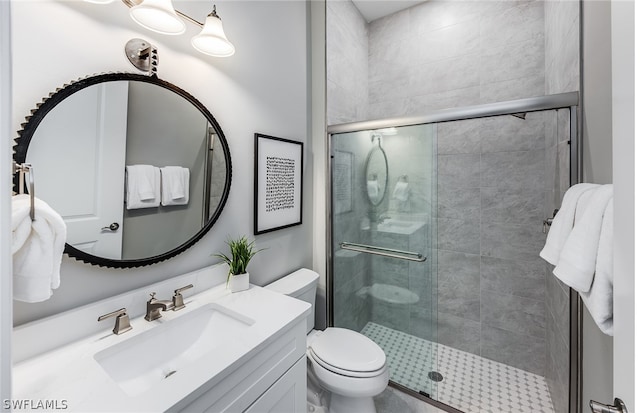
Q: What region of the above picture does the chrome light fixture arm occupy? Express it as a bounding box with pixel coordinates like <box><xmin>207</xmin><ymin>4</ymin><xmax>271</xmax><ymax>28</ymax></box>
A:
<box><xmin>116</xmin><ymin>0</ymin><xmax>235</xmax><ymax>57</ymax></box>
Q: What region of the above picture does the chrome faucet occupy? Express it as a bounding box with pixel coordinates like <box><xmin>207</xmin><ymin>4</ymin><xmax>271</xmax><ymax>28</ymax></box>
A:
<box><xmin>98</xmin><ymin>308</ymin><xmax>132</xmax><ymax>335</ymax></box>
<box><xmin>172</xmin><ymin>284</ymin><xmax>193</xmax><ymax>310</ymax></box>
<box><xmin>145</xmin><ymin>292</ymin><xmax>174</xmax><ymax>321</ymax></box>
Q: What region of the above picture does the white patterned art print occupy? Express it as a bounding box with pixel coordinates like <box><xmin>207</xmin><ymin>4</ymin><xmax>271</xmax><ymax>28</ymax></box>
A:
<box><xmin>333</xmin><ymin>150</ymin><xmax>353</xmax><ymax>214</ymax></box>
<box><xmin>254</xmin><ymin>133</ymin><xmax>303</xmax><ymax>234</ymax></box>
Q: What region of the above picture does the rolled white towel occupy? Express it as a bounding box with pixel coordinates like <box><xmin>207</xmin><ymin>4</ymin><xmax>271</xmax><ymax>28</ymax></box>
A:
<box><xmin>392</xmin><ymin>181</ymin><xmax>410</xmax><ymax>202</ymax></box>
<box><xmin>12</xmin><ymin>194</ymin><xmax>67</xmax><ymax>303</ymax></box>
<box><xmin>160</xmin><ymin>166</ymin><xmax>190</xmax><ymax>206</ymax></box>
<box><xmin>539</xmin><ymin>183</ymin><xmax>600</xmax><ymax>265</ymax></box>
<box><xmin>553</xmin><ymin>184</ymin><xmax>613</xmax><ymax>292</ymax></box>
<box><xmin>580</xmin><ymin>198</ymin><xmax>613</xmax><ymax>336</ymax></box>
<box><xmin>126</xmin><ymin>165</ymin><xmax>160</xmax><ymax>209</ymax></box>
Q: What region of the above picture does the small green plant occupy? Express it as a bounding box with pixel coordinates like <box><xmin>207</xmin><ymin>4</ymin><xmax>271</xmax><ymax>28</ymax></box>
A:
<box><xmin>214</xmin><ymin>236</ymin><xmax>264</xmax><ymax>280</ymax></box>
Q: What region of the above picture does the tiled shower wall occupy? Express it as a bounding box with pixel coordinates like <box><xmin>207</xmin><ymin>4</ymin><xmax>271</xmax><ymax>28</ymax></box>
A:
<box><xmin>367</xmin><ymin>1</ymin><xmax>545</xmax><ymax>119</ymax></box>
<box><xmin>327</xmin><ymin>0</ymin><xmax>368</xmax><ymax>125</ymax></box>
<box><xmin>435</xmin><ymin>113</ymin><xmax>549</xmax><ymax>375</ymax></box>
<box><xmin>328</xmin><ymin>0</ymin><xmax>578</xmax><ymax>382</ymax></box>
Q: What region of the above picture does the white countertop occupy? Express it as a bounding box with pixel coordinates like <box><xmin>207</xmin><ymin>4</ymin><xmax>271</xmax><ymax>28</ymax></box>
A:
<box><xmin>12</xmin><ymin>281</ymin><xmax>310</xmax><ymax>412</ymax></box>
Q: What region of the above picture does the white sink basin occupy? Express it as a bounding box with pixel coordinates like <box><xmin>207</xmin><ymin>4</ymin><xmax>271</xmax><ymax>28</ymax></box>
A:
<box><xmin>376</xmin><ymin>219</ymin><xmax>425</xmax><ymax>235</ymax></box>
<box><xmin>94</xmin><ymin>303</ymin><xmax>255</xmax><ymax>396</ymax></box>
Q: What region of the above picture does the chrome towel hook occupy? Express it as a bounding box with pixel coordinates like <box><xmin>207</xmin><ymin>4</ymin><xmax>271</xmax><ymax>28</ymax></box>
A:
<box><xmin>12</xmin><ymin>161</ymin><xmax>35</xmax><ymax>221</ymax></box>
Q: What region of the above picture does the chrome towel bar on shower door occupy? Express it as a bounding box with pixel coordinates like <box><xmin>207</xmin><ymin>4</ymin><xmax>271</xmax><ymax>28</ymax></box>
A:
<box><xmin>340</xmin><ymin>242</ymin><xmax>427</xmax><ymax>262</ymax></box>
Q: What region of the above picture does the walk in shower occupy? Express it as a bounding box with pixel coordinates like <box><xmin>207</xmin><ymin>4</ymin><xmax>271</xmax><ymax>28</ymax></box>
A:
<box><xmin>328</xmin><ymin>93</ymin><xmax>579</xmax><ymax>413</ymax></box>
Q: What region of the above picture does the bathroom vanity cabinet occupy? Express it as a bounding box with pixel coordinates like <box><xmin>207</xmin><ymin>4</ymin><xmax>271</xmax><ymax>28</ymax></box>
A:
<box><xmin>173</xmin><ymin>321</ymin><xmax>307</xmax><ymax>412</ymax></box>
<box><xmin>12</xmin><ymin>264</ymin><xmax>310</xmax><ymax>412</ymax></box>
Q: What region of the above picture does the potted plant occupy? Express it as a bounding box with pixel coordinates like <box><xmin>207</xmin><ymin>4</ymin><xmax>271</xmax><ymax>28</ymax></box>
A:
<box><xmin>214</xmin><ymin>236</ymin><xmax>263</xmax><ymax>292</ymax></box>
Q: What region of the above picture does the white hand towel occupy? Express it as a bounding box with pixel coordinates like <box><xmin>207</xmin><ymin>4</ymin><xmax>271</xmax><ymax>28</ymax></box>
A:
<box><xmin>12</xmin><ymin>194</ymin><xmax>67</xmax><ymax>303</ymax></box>
<box><xmin>539</xmin><ymin>183</ymin><xmax>600</xmax><ymax>265</ymax></box>
<box><xmin>367</xmin><ymin>180</ymin><xmax>379</xmax><ymax>199</ymax></box>
<box><xmin>126</xmin><ymin>165</ymin><xmax>160</xmax><ymax>209</ymax></box>
<box><xmin>392</xmin><ymin>181</ymin><xmax>410</xmax><ymax>202</ymax></box>
<box><xmin>580</xmin><ymin>198</ymin><xmax>613</xmax><ymax>336</ymax></box>
<box><xmin>160</xmin><ymin>166</ymin><xmax>190</xmax><ymax>206</ymax></box>
<box><xmin>553</xmin><ymin>184</ymin><xmax>613</xmax><ymax>292</ymax></box>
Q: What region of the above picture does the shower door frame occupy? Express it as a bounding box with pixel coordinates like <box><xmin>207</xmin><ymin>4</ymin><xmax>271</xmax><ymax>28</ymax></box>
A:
<box><xmin>326</xmin><ymin>91</ymin><xmax>581</xmax><ymax>413</ymax></box>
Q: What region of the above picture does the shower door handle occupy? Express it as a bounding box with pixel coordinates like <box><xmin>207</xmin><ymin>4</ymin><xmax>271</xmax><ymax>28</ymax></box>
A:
<box><xmin>590</xmin><ymin>398</ymin><xmax>628</xmax><ymax>413</ymax></box>
<box><xmin>340</xmin><ymin>242</ymin><xmax>426</xmax><ymax>262</ymax></box>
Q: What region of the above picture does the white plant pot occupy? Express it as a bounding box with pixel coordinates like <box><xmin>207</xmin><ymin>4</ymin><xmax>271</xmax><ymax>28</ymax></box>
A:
<box><xmin>228</xmin><ymin>272</ymin><xmax>249</xmax><ymax>293</ymax></box>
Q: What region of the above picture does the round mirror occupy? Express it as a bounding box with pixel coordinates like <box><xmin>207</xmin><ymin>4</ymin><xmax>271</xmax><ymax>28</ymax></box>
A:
<box><xmin>364</xmin><ymin>137</ymin><xmax>388</xmax><ymax>206</ymax></box>
<box><xmin>13</xmin><ymin>73</ymin><xmax>232</xmax><ymax>268</ymax></box>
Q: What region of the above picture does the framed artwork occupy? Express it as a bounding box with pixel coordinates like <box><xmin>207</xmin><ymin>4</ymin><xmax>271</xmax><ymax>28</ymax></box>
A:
<box><xmin>333</xmin><ymin>150</ymin><xmax>353</xmax><ymax>214</ymax></box>
<box><xmin>254</xmin><ymin>133</ymin><xmax>303</xmax><ymax>235</ymax></box>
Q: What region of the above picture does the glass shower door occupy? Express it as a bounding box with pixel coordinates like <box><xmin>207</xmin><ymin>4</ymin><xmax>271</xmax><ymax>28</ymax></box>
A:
<box><xmin>330</xmin><ymin>123</ymin><xmax>438</xmax><ymax>398</ymax></box>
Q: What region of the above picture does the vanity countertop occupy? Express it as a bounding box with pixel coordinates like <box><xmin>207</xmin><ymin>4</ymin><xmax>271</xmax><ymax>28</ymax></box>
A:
<box><xmin>12</xmin><ymin>280</ymin><xmax>310</xmax><ymax>412</ymax></box>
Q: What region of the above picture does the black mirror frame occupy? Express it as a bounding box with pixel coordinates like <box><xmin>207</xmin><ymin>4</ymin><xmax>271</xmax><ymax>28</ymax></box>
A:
<box><xmin>13</xmin><ymin>73</ymin><xmax>233</xmax><ymax>268</ymax></box>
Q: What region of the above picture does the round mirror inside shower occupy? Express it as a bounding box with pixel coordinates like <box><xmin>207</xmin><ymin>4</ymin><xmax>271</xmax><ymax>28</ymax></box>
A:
<box><xmin>364</xmin><ymin>136</ymin><xmax>388</xmax><ymax>206</ymax></box>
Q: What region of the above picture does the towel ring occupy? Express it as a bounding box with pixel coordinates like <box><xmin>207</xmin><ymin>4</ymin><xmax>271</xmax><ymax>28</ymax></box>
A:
<box><xmin>13</xmin><ymin>161</ymin><xmax>35</xmax><ymax>221</ymax></box>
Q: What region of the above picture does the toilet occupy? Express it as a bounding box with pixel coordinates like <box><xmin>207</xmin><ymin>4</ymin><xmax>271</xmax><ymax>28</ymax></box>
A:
<box><xmin>265</xmin><ymin>269</ymin><xmax>389</xmax><ymax>413</ymax></box>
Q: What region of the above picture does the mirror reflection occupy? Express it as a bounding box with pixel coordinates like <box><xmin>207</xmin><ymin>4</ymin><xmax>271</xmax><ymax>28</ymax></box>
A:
<box><xmin>365</xmin><ymin>135</ymin><xmax>388</xmax><ymax>206</ymax></box>
<box><xmin>17</xmin><ymin>74</ymin><xmax>231</xmax><ymax>267</ymax></box>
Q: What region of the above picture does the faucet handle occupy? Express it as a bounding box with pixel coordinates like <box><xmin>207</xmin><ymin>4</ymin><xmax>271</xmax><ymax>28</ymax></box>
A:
<box><xmin>173</xmin><ymin>284</ymin><xmax>193</xmax><ymax>311</ymax></box>
<box><xmin>98</xmin><ymin>308</ymin><xmax>132</xmax><ymax>335</ymax></box>
<box><xmin>148</xmin><ymin>292</ymin><xmax>157</xmax><ymax>302</ymax></box>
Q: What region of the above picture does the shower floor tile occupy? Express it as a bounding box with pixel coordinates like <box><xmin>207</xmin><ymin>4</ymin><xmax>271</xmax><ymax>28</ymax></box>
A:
<box><xmin>361</xmin><ymin>322</ymin><xmax>555</xmax><ymax>413</ymax></box>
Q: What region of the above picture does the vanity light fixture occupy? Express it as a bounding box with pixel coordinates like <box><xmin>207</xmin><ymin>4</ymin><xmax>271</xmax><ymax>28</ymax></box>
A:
<box><xmin>191</xmin><ymin>6</ymin><xmax>235</xmax><ymax>57</ymax></box>
<box><xmin>88</xmin><ymin>0</ymin><xmax>235</xmax><ymax>57</ymax></box>
<box><xmin>129</xmin><ymin>0</ymin><xmax>186</xmax><ymax>35</ymax></box>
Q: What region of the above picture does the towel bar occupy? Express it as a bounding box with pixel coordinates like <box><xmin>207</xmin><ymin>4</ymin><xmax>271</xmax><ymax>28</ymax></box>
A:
<box><xmin>340</xmin><ymin>241</ymin><xmax>426</xmax><ymax>262</ymax></box>
<box><xmin>12</xmin><ymin>161</ymin><xmax>35</xmax><ymax>221</ymax></box>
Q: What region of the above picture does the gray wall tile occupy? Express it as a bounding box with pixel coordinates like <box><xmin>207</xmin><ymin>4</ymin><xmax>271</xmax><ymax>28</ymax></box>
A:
<box><xmin>546</xmin><ymin>265</ymin><xmax>571</xmax><ymax>349</ymax></box>
<box><xmin>437</xmin><ymin>311</ymin><xmax>482</xmax><ymax>356</ymax></box>
<box><xmin>481</xmin><ymin>187</ymin><xmax>545</xmax><ymax>227</ymax></box>
<box><xmin>437</xmin><ymin>251</ymin><xmax>481</xmax><ymax>321</ymax></box>
<box><xmin>481</xmin><ymin>111</ymin><xmax>546</xmax><ymax>153</ymax></box>
<box><xmin>481</xmin><ymin>256</ymin><xmax>545</xmax><ymax>301</ymax></box>
<box><xmin>438</xmin><ymin>186</ymin><xmax>481</xmax><ymax>221</ymax></box>
<box><xmin>481</xmin><ymin>150</ymin><xmax>546</xmax><ymax>191</ymax></box>
<box><xmin>481</xmin><ymin>221</ymin><xmax>546</xmax><ymax>261</ymax></box>
<box><xmin>438</xmin><ymin>153</ymin><xmax>483</xmax><ymax>189</ymax></box>
<box><xmin>438</xmin><ymin>217</ymin><xmax>481</xmax><ymax>254</ymax></box>
<box><xmin>481</xmin><ymin>324</ymin><xmax>546</xmax><ymax>375</ymax></box>
<box><xmin>481</xmin><ymin>290</ymin><xmax>545</xmax><ymax>338</ymax></box>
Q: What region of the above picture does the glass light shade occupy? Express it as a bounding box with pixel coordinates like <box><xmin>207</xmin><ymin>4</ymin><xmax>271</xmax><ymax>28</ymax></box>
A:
<box><xmin>191</xmin><ymin>14</ymin><xmax>235</xmax><ymax>57</ymax></box>
<box><xmin>130</xmin><ymin>0</ymin><xmax>186</xmax><ymax>35</ymax></box>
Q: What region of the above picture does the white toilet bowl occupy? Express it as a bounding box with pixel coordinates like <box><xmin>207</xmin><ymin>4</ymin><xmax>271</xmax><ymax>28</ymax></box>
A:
<box><xmin>265</xmin><ymin>269</ymin><xmax>389</xmax><ymax>413</ymax></box>
<box><xmin>306</xmin><ymin>328</ymin><xmax>389</xmax><ymax>413</ymax></box>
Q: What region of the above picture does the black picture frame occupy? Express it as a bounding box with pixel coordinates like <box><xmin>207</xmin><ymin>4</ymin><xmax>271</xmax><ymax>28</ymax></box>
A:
<box><xmin>254</xmin><ymin>133</ymin><xmax>303</xmax><ymax>235</ymax></box>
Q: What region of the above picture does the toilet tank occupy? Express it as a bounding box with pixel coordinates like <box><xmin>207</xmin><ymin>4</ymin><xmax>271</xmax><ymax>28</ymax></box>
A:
<box><xmin>264</xmin><ymin>268</ymin><xmax>319</xmax><ymax>333</ymax></box>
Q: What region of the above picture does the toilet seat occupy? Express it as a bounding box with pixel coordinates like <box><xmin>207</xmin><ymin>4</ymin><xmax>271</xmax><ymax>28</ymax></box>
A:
<box><xmin>308</xmin><ymin>328</ymin><xmax>386</xmax><ymax>378</ymax></box>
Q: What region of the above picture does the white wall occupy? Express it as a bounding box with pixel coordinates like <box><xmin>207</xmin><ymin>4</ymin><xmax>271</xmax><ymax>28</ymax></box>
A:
<box><xmin>581</xmin><ymin>2</ymin><xmax>615</xmax><ymax>411</ymax></box>
<box><xmin>10</xmin><ymin>0</ymin><xmax>313</xmax><ymax>325</ymax></box>
<box><xmin>582</xmin><ymin>1</ymin><xmax>613</xmax><ymax>185</ymax></box>
<box><xmin>1</xmin><ymin>0</ymin><xmax>13</xmax><ymax>406</ymax></box>
<box><xmin>610</xmin><ymin>0</ymin><xmax>635</xmax><ymax>409</ymax></box>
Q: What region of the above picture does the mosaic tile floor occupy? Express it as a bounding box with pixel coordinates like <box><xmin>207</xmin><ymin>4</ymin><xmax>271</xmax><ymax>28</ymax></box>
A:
<box><xmin>362</xmin><ymin>322</ymin><xmax>555</xmax><ymax>413</ymax></box>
